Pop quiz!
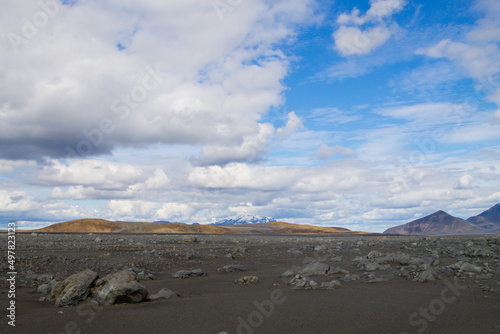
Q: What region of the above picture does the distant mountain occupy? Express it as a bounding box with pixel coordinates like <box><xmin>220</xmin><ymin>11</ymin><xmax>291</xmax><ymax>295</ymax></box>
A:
<box><xmin>467</xmin><ymin>203</ymin><xmax>500</xmax><ymax>233</ymax></box>
<box><xmin>35</xmin><ymin>219</ymin><xmax>233</xmax><ymax>234</ymax></box>
<box><xmin>212</xmin><ymin>214</ymin><xmax>276</xmax><ymax>226</ymax></box>
<box><xmin>383</xmin><ymin>210</ymin><xmax>484</xmax><ymax>235</ymax></box>
<box><xmin>27</xmin><ymin>218</ymin><xmax>368</xmax><ymax>235</ymax></box>
<box><xmin>153</xmin><ymin>221</ymin><xmax>180</xmax><ymax>224</ymax></box>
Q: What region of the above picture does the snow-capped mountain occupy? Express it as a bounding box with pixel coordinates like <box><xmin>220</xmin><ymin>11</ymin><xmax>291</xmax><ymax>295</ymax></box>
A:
<box><xmin>212</xmin><ymin>214</ymin><xmax>276</xmax><ymax>226</ymax></box>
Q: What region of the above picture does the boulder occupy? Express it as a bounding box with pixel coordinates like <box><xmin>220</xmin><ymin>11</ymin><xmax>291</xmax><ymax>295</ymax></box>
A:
<box><xmin>149</xmin><ymin>288</ymin><xmax>180</xmax><ymax>300</ymax></box>
<box><xmin>92</xmin><ymin>270</ymin><xmax>148</xmax><ymax>305</ymax></box>
<box><xmin>298</xmin><ymin>262</ymin><xmax>330</xmax><ymax>276</ymax></box>
<box><xmin>54</xmin><ymin>269</ymin><xmax>99</xmax><ymax>307</ymax></box>
<box><xmin>413</xmin><ymin>270</ymin><xmax>436</xmax><ymax>283</ymax></box>
<box><xmin>235</xmin><ymin>276</ymin><xmax>259</xmax><ymax>284</ymax></box>
<box><xmin>320</xmin><ymin>280</ymin><xmax>341</xmax><ymax>289</ymax></box>
<box><xmin>38</xmin><ymin>279</ymin><xmax>61</xmax><ymax>302</ymax></box>
<box><xmin>460</xmin><ymin>262</ymin><xmax>482</xmax><ymax>273</ymax></box>
<box><xmin>289</xmin><ymin>274</ymin><xmax>318</xmax><ymax>289</ymax></box>
<box><xmin>328</xmin><ymin>267</ymin><xmax>349</xmax><ymax>274</ymax></box>
<box><xmin>219</xmin><ymin>264</ymin><xmax>247</xmax><ymax>272</ymax></box>
<box><xmin>171</xmin><ymin>269</ymin><xmax>207</xmax><ymax>278</ymax></box>
<box><xmin>281</xmin><ymin>269</ymin><xmax>296</xmax><ymax>277</ymax></box>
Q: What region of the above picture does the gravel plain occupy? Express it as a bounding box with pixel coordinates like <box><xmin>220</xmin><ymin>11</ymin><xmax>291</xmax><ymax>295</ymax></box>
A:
<box><xmin>1</xmin><ymin>232</ymin><xmax>500</xmax><ymax>333</ymax></box>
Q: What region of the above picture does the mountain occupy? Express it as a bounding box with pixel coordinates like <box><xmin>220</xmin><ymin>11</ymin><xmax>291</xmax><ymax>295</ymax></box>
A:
<box><xmin>212</xmin><ymin>214</ymin><xmax>276</xmax><ymax>226</ymax></box>
<box><xmin>383</xmin><ymin>210</ymin><xmax>484</xmax><ymax>235</ymax></box>
<box><xmin>228</xmin><ymin>221</ymin><xmax>359</xmax><ymax>235</ymax></box>
<box><xmin>467</xmin><ymin>203</ymin><xmax>500</xmax><ymax>233</ymax></box>
<box><xmin>28</xmin><ymin>218</ymin><xmax>369</xmax><ymax>235</ymax></box>
<box><xmin>35</xmin><ymin>219</ymin><xmax>233</xmax><ymax>234</ymax></box>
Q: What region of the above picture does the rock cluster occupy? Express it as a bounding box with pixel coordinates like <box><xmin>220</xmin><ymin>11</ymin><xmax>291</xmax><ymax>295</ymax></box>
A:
<box><xmin>234</xmin><ymin>276</ymin><xmax>259</xmax><ymax>284</ymax></box>
<box><xmin>38</xmin><ymin>269</ymin><xmax>149</xmax><ymax>307</ymax></box>
<box><xmin>171</xmin><ymin>269</ymin><xmax>207</xmax><ymax>278</ymax></box>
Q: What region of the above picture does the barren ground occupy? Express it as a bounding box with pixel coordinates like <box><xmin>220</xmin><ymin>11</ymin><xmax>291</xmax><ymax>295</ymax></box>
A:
<box><xmin>1</xmin><ymin>233</ymin><xmax>499</xmax><ymax>334</ymax></box>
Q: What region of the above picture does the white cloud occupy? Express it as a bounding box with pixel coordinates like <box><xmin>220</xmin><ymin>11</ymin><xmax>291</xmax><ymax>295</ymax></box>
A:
<box><xmin>197</xmin><ymin>123</ymin><xmax>274</xmax><ymax>165</ymax></box>
<box><xmin>0</xmin><ymin>0</ymin><xmax>315</xmax><ymax>161</ymax></box>
<box><xmin>0</xmin><ymin>191</ymin><xmax>38</xmax><ymax>212</ymax></box>
<box><xmin>376</xmin><ymin>102</ymin><xmax>464</xmax><ymax>125</ymax></box>
<box><xmin>37</xmin><ymin>159</ymin><xmax>144</xmax><ymax>190</ymax></box>
<box><xmin>276</xmin><ymin>112</ymin><xmax>303</xmax><ymax>139</ymax></box>
<box><xmin>455</xmin><ymin>174</ymin><xmax>475</xmax><ymax>189</ymax></box>
<box><xmin>107</xmin><ymin>200</ymin><xmax>158</xmax><ymax>220</ymax></box>
<box><xmin>155</xmin><ymin>203</ymin><xmax>194</xmax><ymax>221</ymax></box>
<box><xmin>333</xmin><ymin>0</ymin><xmax>407</xmax><ymax>56</ymax></box>
<box><xmin>445</xmin><ymin>122</ymin><xmax>500</xmax><ymax>144</ymax></box>
<box><xmin>188</xmin><ymin>163</ymin><xmax>300</xmax><ymax>190</ymax></box>
<box><xmin>337</xmin><ymin>0</ymin><xmax>407</xmax><ymax>25</ymax></box>
<box><xmin>421</xmin><ymin>39</ymin><xmax>500</xmax><ymax>79</ymax></box>
<box><xmin>334</xmin><ymin>26</ymin><xmax>392</xmax><ymax>56</ymax></box>
<box><xmin>419</xmin><ymin>0</ymin><xmax>500</xmax><ymax>122</ymax></box>
<box><xmin>198</xmin><ymin>111</ymin><xmax>304</xmax><ymax>165</ymax></box>
<box><xmin>317</xmin><ymin>144</ymin><xmax>356</xmax><ymax>160</ymax></box>
<box><xmin>306</xmin><ymin>107</ymin><xmax>361</xmax><ymax>125</ymax></box>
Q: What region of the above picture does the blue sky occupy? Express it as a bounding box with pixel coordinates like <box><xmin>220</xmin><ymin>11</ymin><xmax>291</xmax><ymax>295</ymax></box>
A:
<box><xmin>1</xmin><ymin>0</ymin><xmax>499</xmax><ymax>232</ymax></box>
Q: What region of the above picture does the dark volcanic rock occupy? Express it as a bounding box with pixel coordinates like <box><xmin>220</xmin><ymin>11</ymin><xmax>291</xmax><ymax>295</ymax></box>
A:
<box><xmin>92</xmin><ymin>270</ymin><xmax>149</xmax><ymax>305</ymax></box>
<box><xmin>171</xmin><ymin>269</ymin><xmax>207</xmax><ymax>278</ymax></box>
<box><xmin>54</xmin><ymin>269</ymin><xmax>98</xmax><ymax>307</ymax></box>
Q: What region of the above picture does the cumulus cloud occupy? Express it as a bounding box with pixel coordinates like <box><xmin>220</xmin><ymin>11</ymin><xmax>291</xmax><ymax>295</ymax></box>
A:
<box><xmin>317</xmin><ymin>144</ymin><xmax>356</xmax><ymax>160</ymax></box>
<box><xmin>276</xmin><ymin>112</ymin><xmax>303</xmax><ymax>139</ymax></box>
<box><xmin>333</xmin><ymin>0</ymin><xmax>407</xmax><ymax>56</ymax></box>
<box><xmin>155</xmin><ymin>203</ymin><xmax>194</xmax><ymax>221</ymax></box>
<box><xmin>455</xmin><ymin>174</ymin><xmax>475</xmax><ymax>189</ymax></box>
<box><xmin>334</xmin><ymin>26</ymin><xmax>392</xmax><ymax>56</ymax></box>
<box><xmin>0</xmin><ymin>191</ymin><xmax>38</xmax><ymax>212</ymax></box>
<box><xmin>107</xmin><ymin>200</ymin><xmax>158</xmax><ymax>220</ymax></box>
<box><xmin>419</xmin><ymin>0</ymin><xmax>500</xmax><ymax>119</ymax></box>
<box><xmin>197</xmin><ymin>111</ymin><xmax>304</xmax><ymax>165</ymax></box>
<box><xmin>37</xmin><ymin>159</ymin><xmax>144</xmax><ymax>190</ymax></box>
<box><xmin>0</xmin><ymin>0</ymin><xmax>315</xmax><ymax>161</ymax></box>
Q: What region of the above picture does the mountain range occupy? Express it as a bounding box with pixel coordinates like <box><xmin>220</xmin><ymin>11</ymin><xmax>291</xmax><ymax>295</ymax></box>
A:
<box><xmin>384</xmin><ymin>203</ymin><xmax>500</xmax><ymax>235</ymax></box>
<box><xmin>29</xmin><ymin>218</ymin><xmax>365</xmax><ymax>235</ymax></box>
<box><xmin>212</xmin><ymin>214</ymin><xmax>276</xmax><ymax>226</ymax></box>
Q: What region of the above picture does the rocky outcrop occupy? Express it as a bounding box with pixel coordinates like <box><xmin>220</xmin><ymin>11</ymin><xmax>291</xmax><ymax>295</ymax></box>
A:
<box><xmin>171</xmin><ymin>269</ymin><xmax>207</xmax><ymax>278</ymax></box>
<box><xmin>54</xmin><ymin>269</ymin><xmax>99</xmax><ymax>307</ymax></box>
<box><xmin>92</xmin><ymin>270</ymin><xmax>149</xmax><ymax>305</ymax></box>
<box><xmin>37</xmin><ymin>269</ymin><xmax>149</xmax><ymax>307</ymax></box>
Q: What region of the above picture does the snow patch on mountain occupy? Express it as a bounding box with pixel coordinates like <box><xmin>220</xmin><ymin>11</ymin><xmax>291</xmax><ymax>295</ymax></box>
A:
<box><xmin>213</xmin><ymin>214</ymin><xmax>276</xmax><ymax>226</ymax></box>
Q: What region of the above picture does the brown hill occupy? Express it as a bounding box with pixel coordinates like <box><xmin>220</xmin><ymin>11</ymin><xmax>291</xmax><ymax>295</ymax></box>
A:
<box><xmin>467</xmin><ymin>203</ymin><xmax>500</xmax><ymax>233</ymax></box>
<box><xmin>36</xmin><ymin>219</ymin><xmax>233</xmax><ymax>234</ymax></box>
<box><xmin>383</xmin><ymin>210</ymin><xmax>484</xmax><ymax>235</ymax></box>
<box><xmin>33</xmin><ymin>219</ymin><xmax>366</xmax><ymax>235</ymax></box>
<box><xmin>226</xmin><ymin>221</ymin><xmax>367</xmax><ymax>235</ymax></box>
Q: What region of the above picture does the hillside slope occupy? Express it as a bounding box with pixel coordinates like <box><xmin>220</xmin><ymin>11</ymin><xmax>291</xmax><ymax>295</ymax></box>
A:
<box><xmin>384</xmin><ymin>211</ymin><xmax>484</xmax><ymax>235</ymax></box>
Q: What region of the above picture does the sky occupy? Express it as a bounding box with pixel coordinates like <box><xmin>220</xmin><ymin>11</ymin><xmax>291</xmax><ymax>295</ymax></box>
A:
<box><xmin>1</xmin><ymin>0</ymin><xmax>499</xmax><ymax>232</ymax></box>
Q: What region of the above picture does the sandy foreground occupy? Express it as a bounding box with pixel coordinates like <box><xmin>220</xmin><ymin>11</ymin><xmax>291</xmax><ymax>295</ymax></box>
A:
<box><xmin>1</xmin><ymin>233</ymin><xmax>499</xmax><ymax>334</ymax></box>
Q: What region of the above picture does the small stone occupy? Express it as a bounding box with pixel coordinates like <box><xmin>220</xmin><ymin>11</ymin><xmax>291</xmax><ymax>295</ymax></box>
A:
<box><xmin>320</xmin><ymin>280</ymin><xmax>341</xmax><ymax>289</ymax></box>
<box><xmin>281</xmin><ymin>269</ymin><xmax>296</xmax><ymax>277</ymax></box>
<box><xmin>289</xmin><ymin>274</ymin><xmax>318</xmax><ymax>289</ymax></box>
<box><xmin>149</xmin><ymin>288</ymin><xmax>180</xmax><ymax>300</ymax></box>
<box><xmin>171</xmin><ymin>269</ymin><xmax>207</xmax><ymax>278</ymax></box>
<box><xmin>367</xmin><ymin>250</ymin><xmax>383</xmax><ymax>259</ymax></box>
<box><xmin>460</xmin><ymin>262</ymin><xmax>482</xmax><ymax>273</ymax></box>
<box><xmin>220</xmin><ymin>264</ymin><xmax>247</xmax><ymax>272</ymax></box>
<box><xmin>235</xmin><ymin>276</ymin><xmax>259</xmax><ymax>285</ymax></box>
<box><xmin>298</xmin><ymin>262</ymin><xmax>330</xmax><ymax>276</ymax></box>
